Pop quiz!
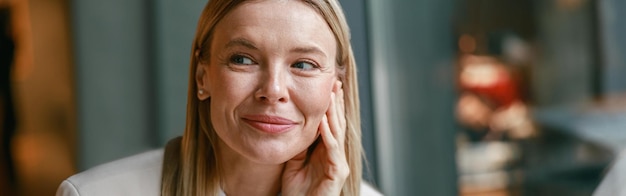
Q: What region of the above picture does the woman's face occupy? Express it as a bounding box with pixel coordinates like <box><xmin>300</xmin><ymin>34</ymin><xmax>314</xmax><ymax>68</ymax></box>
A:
<box><xmin>198</xmin><ymin>0</ymin><xmax>338</xmax><ymax>164</ymax></box>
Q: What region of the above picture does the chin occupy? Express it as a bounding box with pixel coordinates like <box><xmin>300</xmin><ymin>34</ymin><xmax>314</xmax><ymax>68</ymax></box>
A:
<box><xmin>247</xmin><ymin>150</ymin><xmax>298</xmax><ymax>165</ymax></box>
<box><xmin>243</xmin><ymin>140</ymin><xmax>313</xmax><ymax>165</ymax></box>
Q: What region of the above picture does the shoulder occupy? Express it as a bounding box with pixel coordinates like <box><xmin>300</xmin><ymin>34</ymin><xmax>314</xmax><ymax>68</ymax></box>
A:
<box><xmin>56</xmin><ymin>149</ymin><xmax>164</xmax><ymax>196</ymax></box>
<box><xmin>361</xmin><ymin>181</ymin><xmax>384</xmax><ymax>196</ymax></box>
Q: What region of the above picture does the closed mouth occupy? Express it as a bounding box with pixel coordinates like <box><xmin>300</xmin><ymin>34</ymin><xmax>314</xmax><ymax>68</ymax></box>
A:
<box><xmin>241</xmin><ymin>115</ymin><xmax>298</xmax><ymax>133</ymax></box>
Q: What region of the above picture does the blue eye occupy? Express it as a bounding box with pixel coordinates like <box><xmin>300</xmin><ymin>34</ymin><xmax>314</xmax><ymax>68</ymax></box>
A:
<box><xmin>292</xmin><ymin>61</ymin><xmax>317</xmax><ymax>70</ymax></box>
<box><xmin>230</xmin><ymin>55</ymin><xmax>254</xmax><ymax>65</ymax></box>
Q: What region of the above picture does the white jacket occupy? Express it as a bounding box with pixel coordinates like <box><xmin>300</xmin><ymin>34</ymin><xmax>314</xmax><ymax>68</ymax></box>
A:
<box><xmin>56</xmin><ymin>149</ymin><xmax>383</xmax><ymax>196</ymax></box>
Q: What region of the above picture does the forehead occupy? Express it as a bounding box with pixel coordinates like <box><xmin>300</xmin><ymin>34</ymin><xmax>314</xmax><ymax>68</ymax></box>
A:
<box><xmin>210</xmin><ymin>0</ymin><xmax>337</xmax><ymax>57</ymax></box>
<box><xmin>225</xmin><ymin>0</ymin><xmax>325</xmax><ymax>25</ymax></box>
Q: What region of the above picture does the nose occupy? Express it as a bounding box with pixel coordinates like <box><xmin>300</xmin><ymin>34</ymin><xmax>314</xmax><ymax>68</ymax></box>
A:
<box><xmin>255</xmin><ymin>67</ymin><xmax>289</xmax><ymax>104</ymax></box>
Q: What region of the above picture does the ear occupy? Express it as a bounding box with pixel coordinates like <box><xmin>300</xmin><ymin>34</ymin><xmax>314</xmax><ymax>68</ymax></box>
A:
<box><xmin>196</xmin><ymin>63</ymin><xmax>211</xmax><ymax>100</ymax></box>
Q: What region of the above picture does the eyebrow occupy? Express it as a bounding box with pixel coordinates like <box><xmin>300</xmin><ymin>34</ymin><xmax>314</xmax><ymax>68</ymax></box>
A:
<box><xmin>224</xmin><ymin>38</ymin><xmax>327</xmax><ymax>58</ymax></box>
<box><xmin>225</xmin><ymin>38</ymin><xmax>258</xmax><ymax>50</ymax></box>
<box><xmin>290</xmin><ymin>46</ymin><xmax>327</xmax><ymax>58</ymax></box>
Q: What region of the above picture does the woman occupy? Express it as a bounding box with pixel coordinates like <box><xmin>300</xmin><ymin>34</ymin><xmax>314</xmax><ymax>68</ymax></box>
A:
<box><xmin>57</xmin><ymin>0</ymin><xmax>380</xmax><ymax>195</ymax></box>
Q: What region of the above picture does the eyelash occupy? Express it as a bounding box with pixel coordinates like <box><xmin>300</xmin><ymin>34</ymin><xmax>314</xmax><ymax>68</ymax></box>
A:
<box><xmin>291</xmin><ymin>60</ymin><xmax>321</xmax><ymax>71</ymax></box>
<box><xmin>229</xmin><ymin>54</ymin><xmax>256</xmax><ymax>65</ymax></box>
<box><xmin>226</xmin><ymin>53</ymin><xmax>322</xmax><ymax>71</ymax></box>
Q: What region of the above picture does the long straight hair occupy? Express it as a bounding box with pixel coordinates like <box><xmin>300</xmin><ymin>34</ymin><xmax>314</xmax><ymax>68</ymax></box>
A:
<box><xmin>161</xmin><ymin>0</ymin><xmax>362</xmax><ymax>195</ymax></box>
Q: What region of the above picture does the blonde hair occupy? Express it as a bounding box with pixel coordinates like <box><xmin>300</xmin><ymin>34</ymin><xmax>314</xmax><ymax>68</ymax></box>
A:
<box><xmin>161</xmin><ymin>0</ymin><xmax>362</xmax><ymax>195</ymax></box>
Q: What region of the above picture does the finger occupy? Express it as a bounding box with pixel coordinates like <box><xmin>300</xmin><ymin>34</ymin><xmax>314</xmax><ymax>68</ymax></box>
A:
<box><xmin>326</xmin><ymin>95</ymin><xmax>342</xmax><ymax>154</ymax></box>
<box><xmin>337</xmin><ymin>86</ymin><xmax>346</xmax><ymax>137</ymax></box>
<box><xmin>327</xmin><ymin>87</ymin><xmax>346</xmax><ymax>150</ymax></box>
<box><xmin>334</xmin><ymin>81</ymin><xmax>346</xmax><ymax>134</ymax></box>
<box><xmin>319</xmin><ymin>115</ymin><xmax>341</xmax><ymax>161</ymax></box>
<box><xmin>327</xmin><ymin>92</ymin><xmax>339</xmax><ymax>138</ymax></box>
<box><xmin>320</xmin><ymin>115</ymin><xmax>350</xmax><ymax>181</ymax></box>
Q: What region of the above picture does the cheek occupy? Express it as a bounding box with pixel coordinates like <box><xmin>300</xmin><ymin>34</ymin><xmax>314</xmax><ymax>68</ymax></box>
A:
<box><xmin>209</xmin><ymin>69</ymin><xmax>255</xmax><ymax>104</ymax></box>
<box><xmin>294</xmin><ymin>78</ymin><xmax>335</xmax><ymax>128</ymax></box>
<box><xmin>207</xmin><ymin>69</ymin><xmax>256</xmax><ymax>127</ymax></box>
<box><xmin>295</xmin><ymin>82</ymin><xmax>333</xmax><ymax>152</ymax></box>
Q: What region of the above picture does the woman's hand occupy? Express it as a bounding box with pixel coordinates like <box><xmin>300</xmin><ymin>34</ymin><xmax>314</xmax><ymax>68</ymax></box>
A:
<box><xmin>282</xmin><ymin>81</ymin><xmax>349</xmax><ymax>196</ymax></box>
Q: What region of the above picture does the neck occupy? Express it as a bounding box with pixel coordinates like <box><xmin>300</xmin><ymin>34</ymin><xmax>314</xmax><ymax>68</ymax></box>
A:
<box><xmin>217</xmin><ymin>140</ymin><xmax>283</xmax><ymax>196</ymax></box>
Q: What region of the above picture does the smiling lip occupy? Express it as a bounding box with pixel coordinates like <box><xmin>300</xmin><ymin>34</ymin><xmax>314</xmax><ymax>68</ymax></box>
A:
<box><xmin>241</xmin><ymin>115</ymin><xmax>298</xmax><ymax>134</ymax></box>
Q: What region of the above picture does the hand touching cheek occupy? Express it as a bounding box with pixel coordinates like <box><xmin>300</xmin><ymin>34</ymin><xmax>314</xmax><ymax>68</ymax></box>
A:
<box><xmin>282</xmin><ymin>81</ymin><xmax>348</xmax><ymax>195</ymax></box>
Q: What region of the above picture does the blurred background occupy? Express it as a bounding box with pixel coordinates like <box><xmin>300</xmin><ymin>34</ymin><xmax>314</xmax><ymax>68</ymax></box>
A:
<box><xmin>0</xmin><ymin>0</ymin><xmax>625</xmax><ymax>195</ymax></box>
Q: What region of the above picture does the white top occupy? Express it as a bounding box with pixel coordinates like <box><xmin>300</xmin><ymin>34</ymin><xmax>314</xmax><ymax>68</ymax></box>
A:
<box><xmin>56</xmin><ymin>149</ymin><xmax>383</xmax><ymax>196</ymax></box>
<box><xmin>594</xmin><ymin>150</ymin><xmax>626</xmax><ymax>196</ymax></box>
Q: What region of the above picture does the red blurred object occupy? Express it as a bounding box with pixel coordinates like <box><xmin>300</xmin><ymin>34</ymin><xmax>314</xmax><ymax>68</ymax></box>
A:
<box><xmin>459</xmin><ymin>55</ymin><xmax>520</xmax><ymax>109</ymax></box>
